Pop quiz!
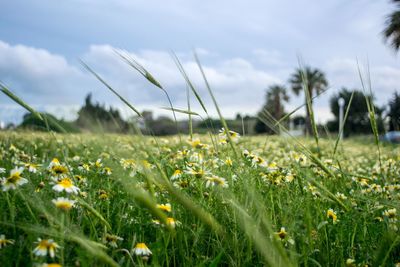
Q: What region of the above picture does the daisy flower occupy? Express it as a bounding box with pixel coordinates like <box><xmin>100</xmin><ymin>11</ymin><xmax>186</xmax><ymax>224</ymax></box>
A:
<box><xmin>52</xmin><ymin>197</ymin><xmax>76</xmax><ymax>211</ymax></box>
<box><xmin>103</xmin><ymin>234</ymin><xmax>123</xmax><ymax>248</ymax></box>
<box><xmin>133</xmin><ymin>242</ymin><xmax>152</xmax><ymax>259</ymax></box>
<box><xmin>157</xmin><ymin>203</ymin><xmax>171</xmax><ymax>212</ymax></box>
<box><xmin>205</xmin><ymin>175</ymin><xmax>228</xmax><ymax>188</ymax></box>
<box><xmin>2</xmin><ymin>167</ymin><xmax>28</xmax><ymax>191</ymax></box>
<box><xmin>170</xmin><ymin>169</ymin><xmax>182</xmax><ymax>180</ymax></box>
<box><xmin>52</xmin><ymin>178</ymin><xmax>80</xmax><ymax>194</ymax></box>
<box><xmin>0</xmin><ymin>234</ymin><xmax>14</xmax><ymax>248</ymax></box>
<box><xmin>327</xmin><ymin>209</ymin><xmax>338</xmax><ymax>224</ymax></box>
<box><xmin>40</xmin><ymin>264</ymin><xmax>62</xmax><ymax>267</ymax></box>
<box><xmin>276</xmin><ymin>227</ymin><xmax>287</xmax><ymax>240</ymax></box>
<box><xmin>33</xmin><ymin>238</ymin><xmax>60</xmax><ymax>258</ymax></box>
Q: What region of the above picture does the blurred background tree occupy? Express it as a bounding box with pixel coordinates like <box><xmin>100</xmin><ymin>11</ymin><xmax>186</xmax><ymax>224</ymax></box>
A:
<box><xmin>327</xmin><ymin>88</ymin><xmax>385</xmax><ymax>136</ymax></box>
<box><xmin>289</xmin><ymin>66</ymin><xmax>328</xmax><ymax>135</ymax></box>
<box><xmin>387</xmin><ymin>91</ymin><xmax>400</xmax><ymax>131</ymax></box>
<box><xmin>254</xmin><ymin>84</ymin><xmax>289</xmax><ymax>134</ymax></box>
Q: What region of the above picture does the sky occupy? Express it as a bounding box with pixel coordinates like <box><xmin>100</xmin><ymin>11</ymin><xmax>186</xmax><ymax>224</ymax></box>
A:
<box><xmin>1</xmin><ymin>0</ymin><xmax>399</xmax><ymax>126</ymax></box>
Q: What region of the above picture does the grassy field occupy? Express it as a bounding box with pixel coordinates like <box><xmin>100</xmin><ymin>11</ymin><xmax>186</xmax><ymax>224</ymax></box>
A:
<box><xmin>0</xmin><ymin>131</ymin><xmax>399</xmax><ymax>267</ymax></box>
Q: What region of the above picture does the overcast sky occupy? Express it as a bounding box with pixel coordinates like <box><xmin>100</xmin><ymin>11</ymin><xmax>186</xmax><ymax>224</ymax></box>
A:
<box><xmin>1</xmin><ymin>0</ymin><xmax>399</xmax><ymax>125</ymax></box>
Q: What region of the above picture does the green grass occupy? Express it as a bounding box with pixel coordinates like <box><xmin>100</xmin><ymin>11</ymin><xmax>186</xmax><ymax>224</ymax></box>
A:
<box><xmin>0</xmin><ymin>132</ymin><xmax>399</xmax><ymax>266</ymax></box>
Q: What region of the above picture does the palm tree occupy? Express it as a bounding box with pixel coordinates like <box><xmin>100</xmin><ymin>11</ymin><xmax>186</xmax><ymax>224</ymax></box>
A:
<box><xmin>289</xmin><ymin>66</ymin><xmax>328</xmax><ymax>135</ymax></box>
<box><xmin>383</xmin><ymin>0</ymin><xmax>400</xmax><ymax>51</ymax></box>
<box><xmin>255</xmin><ymin>84</ymin><xmax>289</xmax><ymax>134</ymax></box>
<box><xmin>266</xmin><ymin>85</ymin><xmax>290</xmax><ymax>121</ymax></box>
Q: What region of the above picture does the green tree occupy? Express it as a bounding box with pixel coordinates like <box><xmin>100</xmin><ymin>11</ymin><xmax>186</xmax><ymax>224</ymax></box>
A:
<box><xmin>388</xmin><ymin>91</ymin><xmax>400</xmax><ymax>131</ymax></box>
<box><xmin>327</xmin><ymin>88</ymin><xmax>384</xmax><ymax>136</ymax></box>
<box><xmin>383</xmin><ymin>0</ymin><xmax>400</xmax><ymax>51</ymax></box>
<box><xmin>76</xmin><ymin>93</ymin><xmax>130</xmax><ymax>133</ymax></box>
<box><xmin>289</xmin><ymin>66</ymin><xmax>328</xmax><ymax>135</ymax></box>
<box><xmin>255</xmin><ymin>84</ymin><xmax>289</xmax><ymax>134</ymax></box>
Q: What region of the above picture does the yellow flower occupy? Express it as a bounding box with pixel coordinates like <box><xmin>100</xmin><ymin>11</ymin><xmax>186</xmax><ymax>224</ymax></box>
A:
<box><xmin>133</xmin><ymin>242</ymin><xmax>152</xmax><ymax>259</ymax></box>
<box><xmin>40</xmin><ymin>264</ymin><xmax>62</xmax><ymax>267</ymax></box>
<box><xmin>166</xmin><ymin>217</ymin><xmax>180</xmax><ymax>228</ymax></box>
<box><xmin>327</xmin><ymin>209</ymin><xmax>338</xmax><ymax>223</ymax></box>
<box><xmin>51</xmin><ymin>165</ymin><xmax>68</xmax><ymax>176</ymax></box>
<box><xmin>2</xmin><ymin>167</ymin><xmax>28</xmax><ymax>191</ymax></box>
<box><xmin>0</xmin><ymin>234</ymin><xmax>14</xmax><ymax>248</ymax></box>
<box><xmin>102</xmin><ymin>167</ymin><xmax>112</xmax><ymax>175</ymax></box>
<box><xmin>171</xmin><ymin>169</ymin><xmax>182</xmax><ymax>180</ymax></box>
<box><xmin>225</xmin><ymin>157</ymin><xmax>233</xmax><ymax>166</ymax></box>
<box><xmin>383</xmin><ymin>208</ymin><xmax>396</xmax><ymax>219</ymax></box>
<box><xmin>103</xmin><ymin>234</ymin><xmax>123</xmax><ymax>248</ymax></box>
<box><xmin>276</xmin><ymin>227</ymin><xmax>287</xmax><ymax>240</ymax></box>
<box><xmin>33</xmin><ymin>238</ymin><xmax>59</xmax><ymax>258</ymax></box>
<box><xmin>52</xmin><ymin>197</ymin><xmax>75</xmax><ymax>211</ymax></box>
<box><xmin>52</xmin><ymin>178</ymin><xmax>80</xmax><ymax>194</ymax></box>
<box><xmin>157</xmin><ymin>203</ymin><xmax>171</xmax><ymax>212</ymax></box>
<box><xmin>205</xmin><ymin>175</ymin><xmax>228</xmax><ymax>188</ymax></box>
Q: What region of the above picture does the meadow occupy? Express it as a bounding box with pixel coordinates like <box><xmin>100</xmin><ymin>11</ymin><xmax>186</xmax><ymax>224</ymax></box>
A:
<box><xmin>0</xmin><ymin>131</ymin><xmax>399</xmax><ymax>266</ymax></box>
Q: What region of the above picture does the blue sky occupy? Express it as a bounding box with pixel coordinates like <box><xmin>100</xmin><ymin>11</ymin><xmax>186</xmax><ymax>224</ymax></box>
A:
<box><xmin>1</xmin><ymin>0</ymin><xmax>399</xmax><ymax>125</ymax></box>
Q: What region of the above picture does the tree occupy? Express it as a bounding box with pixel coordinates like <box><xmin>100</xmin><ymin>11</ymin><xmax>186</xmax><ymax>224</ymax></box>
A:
<box><xmin>383</xmin><ymin>0</ymin><xmax>400</xmax><ymax>51</ymax></box>
<box><xmin>388</xmin><ymin>91</ymin><xmax>400</xmax><ymax>131</ymax></box>
<box><xmin>255</xmin><ymin>84</ymin><xmax>289</xmax><ymax>134</ymax></box>
<box><xmin>289</xmin><ymin>66</ymin><xmax>328</xmax><ymax>135</ymax></box>
<box><xmin>19</xmin><ymin>113</ymin><xmax>79</xmax><ymax>133</ymax></box>
<box><xmin>327</xmin><ymin>88</ymin><xmax>384</xmax><ymax>136</ymax></box>
<box><xmin>76</xmin><ymin>93</ymin><xmax>130</xmax><ymax>133</ymax></box>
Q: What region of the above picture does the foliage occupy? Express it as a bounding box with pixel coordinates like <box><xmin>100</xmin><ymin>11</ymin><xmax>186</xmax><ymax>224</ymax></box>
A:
<box><xmin>255</xmin><ymin>85</ymin><xmax>289</xmax><ymax>134</ymax></box>
<box><xmin>327</xmin><ymin>88</ymin><xmax>384</xmax><ymax>135</ymax></box>
<box><xmin>289</xmin><ymin>67</ymin><xmax>328</xmax><ymax>135</ymax></box>
<box><xmin>76</xmin><ymin>93</ymin><xmax>132</xmax><ymax>133</ymax></box>
<box><xmin>383</xmin><ymin>0</ymin><xmax>400</xmax><ymax>51</ymax></box>
<box><xmin>388</xmin><ymin>91</ymin><xmax>400</xmax><ymax>131</ymax></box>
<box><xmin>0</xmin><ymin>132</ymin><xmax>399</xmax><ymax>266</ymax></box>
<box><xmin>19</xmin><ymin>113</ymin><xmax>79</xmax><ymax>133</ymax></box>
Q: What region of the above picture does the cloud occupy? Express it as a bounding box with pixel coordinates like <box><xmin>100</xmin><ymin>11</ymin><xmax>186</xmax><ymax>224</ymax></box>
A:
<box><xmin>0</xmin><ymin>41</ymin><xmax>283</xmax><ymax>123</ymax></box>
<box><xmin>1</xmin><ymin>40</ymin><xmax>399</xmax><ymax>126</ymax></box>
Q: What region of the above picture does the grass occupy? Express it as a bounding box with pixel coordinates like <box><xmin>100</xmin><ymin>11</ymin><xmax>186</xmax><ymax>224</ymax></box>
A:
<box><xmin>0</xmin><ymin>55</ymin><xmax>399</xmax><ymax>266</ymax></box>
<box><xmin>0</xmin><ymin>132</ymin><xmax>399</xmax><ymax>266</ymax></box>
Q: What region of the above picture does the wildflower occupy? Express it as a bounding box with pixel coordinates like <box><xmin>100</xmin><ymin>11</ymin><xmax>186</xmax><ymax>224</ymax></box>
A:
<box><xmin>0</xmin><ymin>167</ymin><xmax>5</xmax><ymax>174</ymax></box>
<box><xmin>52</xmin><ymin>178</ymin><xmax>80</xmax><ymax>194</ymax></box>
<box><xmin>157</xmin><ymin>203</ymin><xmax>171</xmax><ymax>212</ymax></box>
<box><xmin>0</xmin><ymin>234</ymin><xmax>14</xmax><ymax>248</ymax></box>
<box><xmin>40</xmin><ymin>264</ymin><xmax>62</xmax><ymax>267</ymax></box>
<box><xmin>33</xmin><ymin>238</ymin><xmax>59</xmax><ymax>258</ymax></box>
<box><xmin>166</xmin><ymin>217</ymin><xmax>180</xmax><ymax>228</ymax></box>
<box><xmin>98</xmin><ymin>190</ymin><xmax>109</xmax><ymax>200</ymax></box>
<box><xmin>345</xmin><ymin>258</ymin><xmax>356</xmax><ymax>267</ymax></box>
<box><xmin>51</xmin><ymin>165</ymin><xmax>68</xmax><ymax>176</ymax></box>
<box><xmin>94</xmin><ymin>159</ymin><xmax>103</xmax><ymax>168</ymax></box>
<box><xmin>103</xmin><ymin>234</ymin><xmax>123</xmax><ymax>248</ymax></box>
<box><xmin>52</xmin><ymin>197</ymin><xmax>75</xmax><ymax>211</ymax></box>
<box><xmin>48</xmin><ymin>158</ymin><xmax>60</xmax><ymax>169</ymax></box>
<box><xmin>205</xmin><ymin>175</ymin><xmax>229</xmax><ymax>188</ymax></box>
<box><xmin>170</xmin><ymin>169</ymin><xmax>182</xmax><ymax>180</ymax></box>
<box><xmin>327</xmin><ymin>209</ymin><xmax>338</xmax><ymax>224</ymax></box>
<box><xmin>2</xmin><ymin>167</ymin><xmax>28</xmax><ymax>191</ymax></box>
<box><xmin>102</xmin><ymin>167</ymin><xmax>112</xmax><ymax>175</ymax></box>
<box><xmin>276</xmin><ymin>227</ymin><xmax>287</xmax><ymax>239</ymax></box>
<box><xmin>219</xmin><ymin>128</ymin><xmax>240</xmax><ymax>143</ymax></box>
<box><xmin>335</xmin><ymin>192</ymin><xmax>348</xmax><ymax>200</ymax></box>
<box><xmin>133</xmin><ymin>242</ymin><xmax>152</xmax><ymax>260</ymax></box>
<box><xmin>25</xmin><ymin>163</ymin><xmax>39</xmax><ymax>173</ymax></box>
<box><xmin>78</xmin><ymin>163</ymin><xmax>90</xmax><ymax>172</ymax></box>
<box><xmin>225</xmin><ymin>157</ymin><xmax>233</xmax><ymax>166</ymax></box>
<box><xmin>383</xmin><ymin>208</ymin><xmax>396</xmax><ymax>218</ymax></box>
<box><xmin>187</xmin><ymin>138</ymin><xmax>208</xmax><ymax>149</ymax></box>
